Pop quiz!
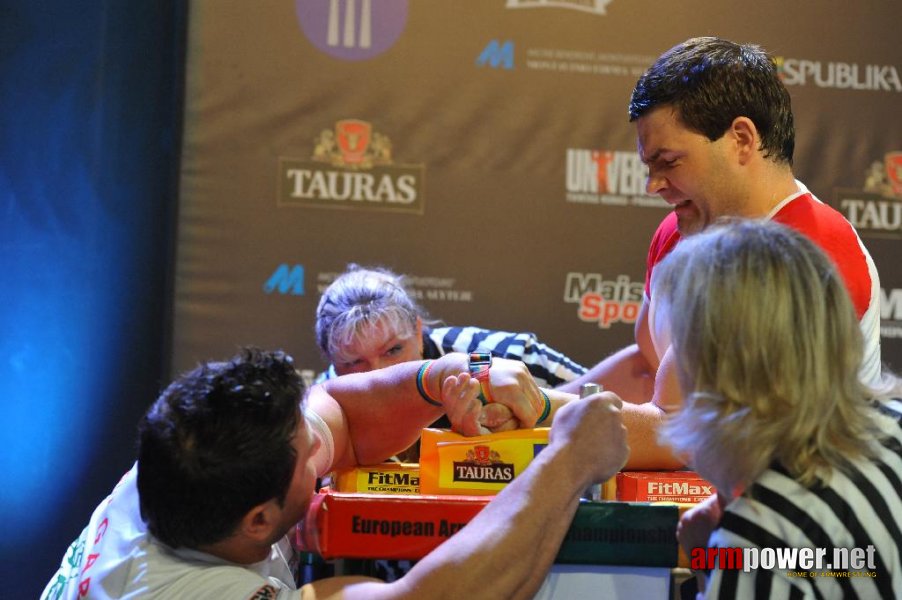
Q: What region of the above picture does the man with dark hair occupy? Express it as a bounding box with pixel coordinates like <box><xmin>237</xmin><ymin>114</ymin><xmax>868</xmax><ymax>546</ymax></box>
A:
<box><xmin>42</xmin><ymin>348</ymin><xmax>628</xmax><ymax>599</ymax></box>
<box><xmin>559</xmin><ymin>36</ymin><xmax>881</xmax><ymax>468</ymax></box>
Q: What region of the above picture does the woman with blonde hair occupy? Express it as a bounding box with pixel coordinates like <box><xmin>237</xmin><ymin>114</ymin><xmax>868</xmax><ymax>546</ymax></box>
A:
<box><xmin>315</xmin><ymin>264</ymin><xmax>587</xmax><ymax>387</ymax></box>
<box><xmin>652</xmin><ymin>220</ymin><xmax>901</xmax><ymax>599</ymax></box>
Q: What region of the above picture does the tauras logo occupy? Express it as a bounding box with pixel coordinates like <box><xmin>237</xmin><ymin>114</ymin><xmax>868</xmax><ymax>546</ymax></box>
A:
<box><xmin>453</xmin><ymin>463</ymin><xmax>515</xmax><ymax>482</ymax></box>
<box><xmin>453</xmin><ymin>445</ymin><xmax>515</xmax><ymax>483</ymax></box>
<box><xmin>278</xmin><ymin>119</ymin><xmax>425</xmax><ymax>214</ymax></box>
<box><xmin>776</xmin><ymin>57</ymin><xmax>902</xmax><ymax>92</ymax></box>
<box><xmin>832</xmin><ymin>152</ymin><xmax>902</xmax><ymax>239</ymax></box>
<box><xmin>563</xmin><ymin>272</ymin><xmax>644</xmax><ymax>328</ymax></box>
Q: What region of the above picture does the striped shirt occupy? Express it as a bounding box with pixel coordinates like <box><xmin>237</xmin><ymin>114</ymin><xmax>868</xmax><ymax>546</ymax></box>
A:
<box><xmin>318</xmin><ymin>326</ymin><xmax>587</xmax><ymax>389</ymax></box>
<box><xmin>422</xmin><ymin>326</ymin><xmax>587</xmax><ymax>388</ymax></box>
<box><xmin>705</xmin><ymin>401</ymin><xmax>902</xmax><ymax>599</ymax></box>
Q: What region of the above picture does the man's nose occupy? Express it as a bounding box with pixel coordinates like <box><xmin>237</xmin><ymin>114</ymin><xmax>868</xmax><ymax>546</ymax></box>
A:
<box><xmin>646</xmin><ymin>172</ymin><xmax>668</xmax><ymax>196</ymax></box>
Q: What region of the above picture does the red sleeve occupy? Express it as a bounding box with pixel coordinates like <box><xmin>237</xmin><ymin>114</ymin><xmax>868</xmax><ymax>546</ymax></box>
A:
<box><xmin>773</xmin><ymin>197</ymin><xmax>872</xmax><ymax>318</ymax></box>
<box><xmin>645</xmin><ymin>212</ymin><xmax>682</xmax><ymax>298</ymax></box>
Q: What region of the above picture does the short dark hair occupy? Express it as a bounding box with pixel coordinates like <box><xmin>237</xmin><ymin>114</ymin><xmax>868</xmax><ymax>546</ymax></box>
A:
<box><xmin>629</xmin><ymin>37</ymin><xmax>794</xmax><ymax>165</ymax></box>
<box><xmin>137</xmin><ymin>348</ymin><xmax>303</xmax><ymax>549</ymax></box>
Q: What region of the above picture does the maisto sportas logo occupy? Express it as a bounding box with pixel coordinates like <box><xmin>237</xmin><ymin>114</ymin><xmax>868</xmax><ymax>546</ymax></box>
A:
<box><xmin>564</xmin><ymin>272</ymin><xmax>644</xmax><ymax>328</ymax></box>
<box><xmin>506</xmin><ymin>0</ymin><xmax>613</xmax><ymax>15</ymax></box>
<box><xmin>566</xmin><ymin>149</ymin><xmax>667</xmax><ymax>208</ymax></box>
<box><xmin>279</xmin><ymin>119</ymin><xmax>425</xmax><ymax>214</ymax></box>
<box><xmin>453</xmin><ymin>445</ymin><xmax>515</xmax><ymax>483</ymax></box>
<box><xmin>832</xmin><ymin>152</ymin><xmax>902</xmax><ymax>239</ymax></box>
<box><xmin>776</xmin><ymin>57</ymin><xmax>902</xmax><ymax>92</ymax></box>
<box><xmin>295</xmin><ymin>0</ymin><xmax>408</xmax><ymax>61</ymax></box>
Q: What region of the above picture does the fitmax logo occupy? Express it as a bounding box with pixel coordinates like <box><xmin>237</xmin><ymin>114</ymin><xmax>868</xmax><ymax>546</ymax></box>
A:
<box><xmin>264</xmin><ymin>264</ymin><xmax>305</xmax><ymax>296</ymax></box>
<box><xmin>477</xmin><ymin>40</ymin><xmax>514</xmax><ymax>69</ymax></box>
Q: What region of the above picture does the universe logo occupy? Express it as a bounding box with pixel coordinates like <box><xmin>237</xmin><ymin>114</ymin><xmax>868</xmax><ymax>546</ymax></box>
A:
<box><xmin>506</xmin><ymin>0</ymin><xmax>613</xmax><ymax>15</ymax></box>
<box><xmin>278</xmin><ymin>119</ymin><xmax>425</xmax><ymax>214</ymax></box>
<box><xmin>453</xmin><ymin>445</ymin><xmax>515</xmax><ymax>483</ymax></box>
<box><xmin>832</xmin><ymin>152</ymin><xmax>902</xmax><ymax>239</ymax></box>
<box><xmin>565</xmin><ymin>149</ymin><xmax>667</xmax><ymax>208</ymax></box>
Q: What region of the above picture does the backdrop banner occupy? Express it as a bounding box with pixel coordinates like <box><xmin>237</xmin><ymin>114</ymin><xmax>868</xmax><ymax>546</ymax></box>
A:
<box><xmin>173</xmin><ymin>0</ymin><xmax>902</xmax><ymax>380</ymax></box>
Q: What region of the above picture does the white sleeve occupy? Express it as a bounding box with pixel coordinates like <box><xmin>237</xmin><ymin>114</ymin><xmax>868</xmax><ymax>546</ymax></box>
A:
<box><xmin>304</xmin><ymin>408</ymin><xmax>335</xmax><ymax>477</ymax></box>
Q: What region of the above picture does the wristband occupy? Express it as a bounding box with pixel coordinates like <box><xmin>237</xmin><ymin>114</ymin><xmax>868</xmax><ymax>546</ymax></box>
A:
<box><xmin>536</xmin><ymin>390</ymin><xmax>551</xmax><ymax>425</ymax></box>
<box><xmin>467</xmin><ymin>352</ymin><xmax>494</xmax><ymax>405</ymax></box>
<box><xmin>415</xmin><ymin>360</ymin><xmax>442</xmax><ymax>407</ymax></box>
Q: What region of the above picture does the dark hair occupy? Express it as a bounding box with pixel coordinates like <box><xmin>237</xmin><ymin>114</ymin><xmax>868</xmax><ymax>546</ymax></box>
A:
<box><xmin>137</xmin><ymin>348</ymin><xmax>303</xmax><ymax>549</ymax></box>
<box><xmin>629</xmin><ymin>36</ymin><xmax>794</xmax><ymax>165</ymax></box>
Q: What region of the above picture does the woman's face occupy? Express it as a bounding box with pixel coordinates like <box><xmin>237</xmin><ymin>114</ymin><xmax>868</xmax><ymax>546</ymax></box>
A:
<box><xmin>332</xmin><ymin>317</ymin><xmax>424</xmax><ymax>376</ymax></box>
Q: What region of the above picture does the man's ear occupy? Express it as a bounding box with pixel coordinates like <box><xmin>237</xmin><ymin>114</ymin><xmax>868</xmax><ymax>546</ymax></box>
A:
<box><xmin>239</xmin><ymin>499</ymin><xmax>281</xmax><ymax>543</ymax></box>
<box><xmin>728</xmin><ymin>116</ymin><xmax>759</xmax><ymax>165</ymax></box>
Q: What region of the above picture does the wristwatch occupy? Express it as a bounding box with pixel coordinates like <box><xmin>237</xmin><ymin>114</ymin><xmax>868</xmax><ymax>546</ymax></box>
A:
<box><xmin>468</xmin><ymin>352</ymin><xmax>493</xmax><ymax>404</ymax></box>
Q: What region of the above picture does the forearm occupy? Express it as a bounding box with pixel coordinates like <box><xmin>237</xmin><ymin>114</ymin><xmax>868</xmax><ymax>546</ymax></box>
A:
<box><xmin>315</xmin><ymin>353</ymin><xmax>474</xmax><ymax>468</ymax></box>
<box><xmin>396</xmin><ymin>444</ymin><xmax>586</xmax><ymax>599</ymax></box>
<box><xmin>621</xmin><ymin>401</ymin><xmax>684</xmax><ymax>470</ymax></box>
<box><xmin>556</xmin><ymin>344</ymin><xmax>654</xmax><ymax>404</ymax></box>
<box><xmin>538</xmin><ymin>388</ymin><xmax>576</xmax><ymax>426</ymax></box>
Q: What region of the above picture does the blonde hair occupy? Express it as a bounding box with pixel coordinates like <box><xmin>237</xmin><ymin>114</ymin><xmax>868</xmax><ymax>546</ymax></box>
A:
<box><xmin>315</xmin><ymin>265</ymin><xmax>428</xmax><ymax>363</ymax></box>
<box><xmin>656</xmin><ymin>220</ymin><xmax>880</xmax><ymax>493</ymax></box>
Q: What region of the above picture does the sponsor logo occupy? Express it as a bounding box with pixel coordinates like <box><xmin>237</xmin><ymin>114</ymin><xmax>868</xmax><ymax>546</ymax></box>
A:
<box><xmin>526</xmin><ymin>48</ymin><xmax>652</xmax><ymax>77</ymax></box>
<box><xmin>295</xmin><ymin>0</ymin><xmax>408</xmax><ymax>61</ymax></box>
<box><xmin>367</xmin><ymin>472</ymin><xmax>420</xmax><ymax>487</ymax></box>
<box><xmin>882</xmin><ymin>287</ymin><xmax>902</xmax><ymax>339</ymax></box>
<box><xmin>506</xmin><ymin>0</ymin><xmax>613</xmax><ymax>15</ymax></box>
<box><xmin>453</xmin><ymin>445</ymin><xmax>515</xmax><ymax>483</ymax></box>
<box><xmin>279</xmin><ymin>119</ymin><xmax>425</xmax><ymax>214</ymax></box>
<box><xmin>647</xmin><ymin>482</ymin><xmax>713</xmax><ymax>496</ymax></box>
<box><xmin>883</xmin><ymin>151</ymin><xmax>902</xmax><ymax>196</ymax></box>
<box><xmin>832</xmin><ymin>152</ymin><xmax>902</xmax><ymax>239</ymax></box>
<box><xmin>691</xmin><ymin>544</ymin><xmax>877</xmax><ymax>576</ymax></box>
<box><xmin>776</xmin><ymin>57</ymin><xmax>902</xmax><ymax>92</ymax></box>
<box><xmin>477</xmin><ymin>40</ymin><xmax>514</xmax><ymax>70</ymax></box>
<box><xmin>564</xmin><ymin>272</ymin><xmax>644</xmax><ymax>328</ymax></box>
<box><xmin>264</xmin><ymin>264</ymin><xmax>305</xmax><ymax>295</ymax></box>
<box><xmin>565</xmin><ymin>149</ymin><xmax>668</xmax><ymax>207</ymax></box>
<box><xmin>317</xmin><ymin>271</ymin><xmax>473</xmax><ymax>302</ymax></box>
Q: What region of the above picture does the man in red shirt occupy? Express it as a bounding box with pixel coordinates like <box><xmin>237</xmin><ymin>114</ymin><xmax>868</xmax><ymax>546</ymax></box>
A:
<box><xmin>558</xmin><ymin>37</ymin><xmax>881</xmax><ymax>468</ymax></box>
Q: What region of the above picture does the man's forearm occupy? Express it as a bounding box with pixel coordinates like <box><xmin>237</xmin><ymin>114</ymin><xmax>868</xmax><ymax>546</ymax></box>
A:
<box><xmin>621</xmin><ymin>401</ymin><xmax>684</xmax><ymax>470</ymax></box>
<box><xmin>556</xmin><ymin>344</ymin><xmax>655</xmax><ymax>404</ymax></box>
<box><xmin>392</xmin><ymin>443</ymin><xmax>587</xmax><ymax>599</ymax></box>
<box><xmin>315</xmin><ymin>359</ymin><xmax>445</xmax><ymax>469</ymax></box>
